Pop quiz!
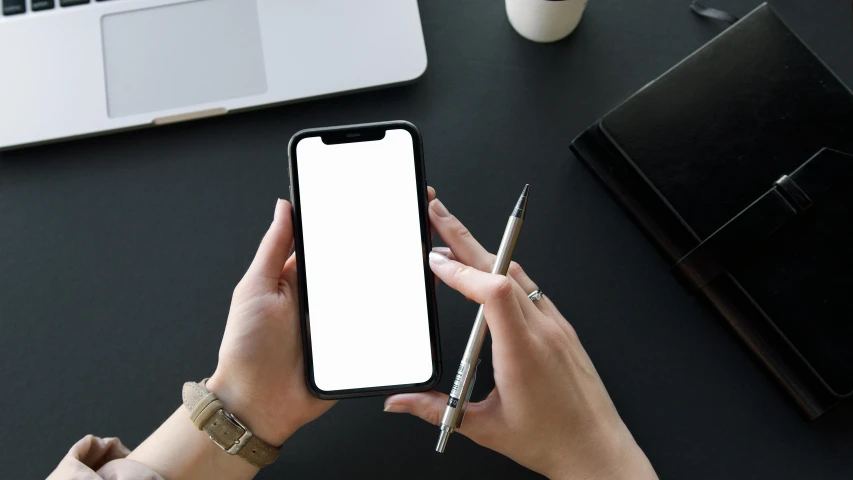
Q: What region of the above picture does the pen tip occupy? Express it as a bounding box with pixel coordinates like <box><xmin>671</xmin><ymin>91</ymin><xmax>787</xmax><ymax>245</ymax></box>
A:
<box><xmin>513</xmin><ymin>184</ymin><xmax>529</xmax><ymax>219</ymax></box>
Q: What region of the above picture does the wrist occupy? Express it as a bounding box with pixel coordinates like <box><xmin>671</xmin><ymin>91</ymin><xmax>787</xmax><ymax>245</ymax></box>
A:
<box><xmin>206</xmin><ymin>372</ymin><xmax>294</xmax><ymax>446</ymax></box>
<box><xmin>129</xmin><ymin>407</ymin><xmax>260</xmax><ymax>480</ymax></box>
<box><xmin>546</xmin><ymin>426</ymin><xmax>656</xmax><ymax>480</ymax></box>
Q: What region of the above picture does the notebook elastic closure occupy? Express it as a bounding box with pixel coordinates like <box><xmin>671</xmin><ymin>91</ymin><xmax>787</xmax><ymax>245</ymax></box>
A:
<box><xmin>673</xmin><ymin>148</ymin><xmax>850</xmax><ymax>290</ymax></box>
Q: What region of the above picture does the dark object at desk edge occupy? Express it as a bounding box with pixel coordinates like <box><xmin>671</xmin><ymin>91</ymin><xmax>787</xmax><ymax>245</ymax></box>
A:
<box><xmin>569</xmin><ymin>121</ymin><xmax>840</xmax><ymax>420</ymax></box>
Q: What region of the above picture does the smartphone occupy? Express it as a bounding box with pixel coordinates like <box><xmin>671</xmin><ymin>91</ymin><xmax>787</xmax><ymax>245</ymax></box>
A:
<box><xmin>288</xmin><ymin>121</ymin><xmax>441</xmax><ymax>399</ymax></box>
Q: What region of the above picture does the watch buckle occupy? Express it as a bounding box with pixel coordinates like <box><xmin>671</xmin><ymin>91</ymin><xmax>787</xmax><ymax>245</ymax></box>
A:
<box><xmin>209</xmin><ymin>409</ymin><xmax>253</xmax><ymax>455</ymax></box>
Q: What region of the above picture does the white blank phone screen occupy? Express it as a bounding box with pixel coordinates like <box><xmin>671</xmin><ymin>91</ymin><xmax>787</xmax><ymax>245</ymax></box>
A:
<box><xmin>296</xmin><ymin>129</ymin><xmax>434</xmax><ymax>392</ymax></box>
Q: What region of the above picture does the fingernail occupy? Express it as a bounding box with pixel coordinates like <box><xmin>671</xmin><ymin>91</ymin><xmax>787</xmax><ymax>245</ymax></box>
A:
<box><xmin>430</xmin><ymin>199</ymin><xmax>450</xmax><ymax>218</ymax></box>
<box><xmin>429</xmin><ymin>251</ymin><xmax>448</xmax><ymax>265</ymax></box>
<box><xmin>384</xmin><ymin>404</ymin><xmax>408</xmax><ymax>413</ymax></box>
<box><xmin>432</xmin><ymin>247</ymin><xmax>451</xmax><ymax>256</ymax></box>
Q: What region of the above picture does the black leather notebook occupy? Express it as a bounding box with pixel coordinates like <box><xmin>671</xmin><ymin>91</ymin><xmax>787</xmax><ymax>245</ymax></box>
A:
<box><xmin>571</xmin><ymin>3</ymin><xmax>853</xmax><ymax>419</ymax></box>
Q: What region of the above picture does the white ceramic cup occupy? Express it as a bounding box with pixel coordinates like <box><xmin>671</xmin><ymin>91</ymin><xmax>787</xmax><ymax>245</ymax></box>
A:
<box><xmin>505</xmin><ymin>0</ymin><xmax>589</xmax><ymax>43</ymax></box>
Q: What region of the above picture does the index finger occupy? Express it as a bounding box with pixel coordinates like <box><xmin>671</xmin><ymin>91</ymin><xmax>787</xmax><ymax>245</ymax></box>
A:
<box><xmin>428</xmin><ymin>199</ymin><xmax>538</xmax><ymax>294</ymax></box>
<box><xmin>428</xmin><ymin>252</ymin><xmax>530</xmax><ymax>347</ymax></box>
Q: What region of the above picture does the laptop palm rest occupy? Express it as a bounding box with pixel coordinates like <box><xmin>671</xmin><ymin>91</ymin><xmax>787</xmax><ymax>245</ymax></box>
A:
<box><xmin>101</xmin><ymin>0</ymin><xmax>267</xmax><ymax>118</ymax></box>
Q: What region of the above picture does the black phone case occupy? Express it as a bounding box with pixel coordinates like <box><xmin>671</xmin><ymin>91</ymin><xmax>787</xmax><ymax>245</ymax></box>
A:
<box><xmin>288</xmin><ymin>120</ymin><xmax>442</xmax><ymax>400</ymax></box>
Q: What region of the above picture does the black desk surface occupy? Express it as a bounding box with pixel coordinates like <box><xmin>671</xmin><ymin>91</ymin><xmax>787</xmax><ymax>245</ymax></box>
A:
<box><xmin>3</xmin><ymin>1</ymin><xmax>853</xmax><ymax>478</ymax></box>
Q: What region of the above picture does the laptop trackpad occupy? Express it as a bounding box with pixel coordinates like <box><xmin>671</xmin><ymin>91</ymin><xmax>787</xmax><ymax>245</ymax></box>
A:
<box><xmin>102</xmin><ymin>0</ymin><xmax>267</xmax><ymax>118</ymax></box>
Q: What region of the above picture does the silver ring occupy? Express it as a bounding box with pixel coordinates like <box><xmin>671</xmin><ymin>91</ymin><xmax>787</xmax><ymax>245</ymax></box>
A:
<box><xmin>527</xmin><ymin>289</ymin><xmax>544</xmax><ymax>302</ymax></box>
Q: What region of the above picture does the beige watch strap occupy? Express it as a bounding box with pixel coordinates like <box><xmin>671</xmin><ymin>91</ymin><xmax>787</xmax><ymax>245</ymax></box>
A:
<box><xmin>182</xmin><ymin>380</ymin><xmax>280</xmax><ymax>468</ymax></box>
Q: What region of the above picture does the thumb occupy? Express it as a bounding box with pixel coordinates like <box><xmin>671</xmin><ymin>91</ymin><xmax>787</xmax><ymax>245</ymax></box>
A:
<box><xmin>383</xmin><ymin>391</ymin><xmax>495</xmax><ymax>445</ymax></box>
<box><xmin>247</xmin><ymin>199</ymin><xmax>294</xmax><ymax>281</ymax></box>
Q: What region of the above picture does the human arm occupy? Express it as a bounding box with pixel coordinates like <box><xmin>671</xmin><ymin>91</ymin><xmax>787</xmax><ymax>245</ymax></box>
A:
<box><xmin>126</xmin><ymin>198</ymin><xmax>335</xmax><ymax>479</ymax></box>
<box><xmin>384</xmin><ymin>198</ymin><xmax>657</xmax><ymax>480</ymax></box>
<box><xmin>52</xmin><ymin>187</ymin><xmax>441</xmax><ymax>479</ymax></box>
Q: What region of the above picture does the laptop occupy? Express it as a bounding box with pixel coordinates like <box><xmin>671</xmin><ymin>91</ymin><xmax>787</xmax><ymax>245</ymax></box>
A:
<box><xmin>0</xmin><ymin>0</ymin><xmax>428</xmax><ymax>151</ymax></box>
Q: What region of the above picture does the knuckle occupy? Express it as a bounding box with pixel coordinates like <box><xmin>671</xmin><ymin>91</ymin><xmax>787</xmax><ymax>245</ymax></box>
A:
<box><xmin>452</xmin><ymin>221</ymin><xmax>473</xmax><ymax>240</ymax></box>
<box><xmin>488</xmin><ymin>277</ymin><xmax>513</xmax><ymax>300</ymax></box>
<box><xmin>541</xmin><ymin>323</ymin><xmax>569</xmax><ymax>349</ymax></box>
<box><xmin>563</xmin><ymin>321</ymin><xmax>579</xmax><ymax>343</ymax></box>
<box><xmin>484</xmin><ymin>255</ymin><xmax>497</xmax><ymax>272</ymax></box>
<box><xmin>508</xmin><ymin>261</ymin><xmax>525</xmax><ymax>277</ymax></box>
<box><xmin>450</xmin><ymin>263</ymin><xmax>469</xmax><ymax>283</ymax></box>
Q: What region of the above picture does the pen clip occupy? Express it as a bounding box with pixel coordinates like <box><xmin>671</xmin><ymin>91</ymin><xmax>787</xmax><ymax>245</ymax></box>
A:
<box><xmin>455</xmin><ymin>359</ymin><xmax>481</xmax><ymax>428</ymax></box>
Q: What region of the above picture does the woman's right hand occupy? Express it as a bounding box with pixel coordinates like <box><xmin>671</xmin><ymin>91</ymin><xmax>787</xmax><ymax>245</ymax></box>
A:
<box><xmin>384</xmin><ymin>198</ymin><xmax>657</xmax><ymax>480</ymax></box>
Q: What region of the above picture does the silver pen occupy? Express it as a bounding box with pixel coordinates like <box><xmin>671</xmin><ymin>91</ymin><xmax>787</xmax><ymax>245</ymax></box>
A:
<box><xmin>436</xmin><ymin>184</ymin><xmax>529</xmax><ymax>453</ymax></box>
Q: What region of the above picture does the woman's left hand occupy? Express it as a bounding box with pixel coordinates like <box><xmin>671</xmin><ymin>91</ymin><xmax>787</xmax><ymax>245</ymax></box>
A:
<box><xmin>206</xmin><ymin>188</ymin><xmax>438</xmax><ymax>446</ymax></box>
